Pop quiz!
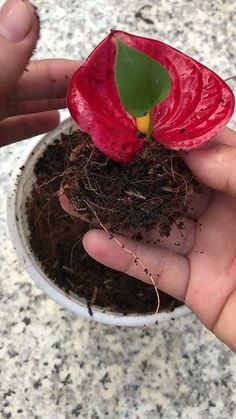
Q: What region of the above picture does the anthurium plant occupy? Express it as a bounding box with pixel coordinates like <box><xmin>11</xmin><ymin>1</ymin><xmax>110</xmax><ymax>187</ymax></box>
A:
<box><xmin>60</xmin><ymin>29</ymin><xmax>235</xmax><ymax>234</ymax></box>
<box><xmin>27</xmin><ymin>31</ymin><xmax>235</xmax><ymax>316</ymax></box>
<box><xmin>67</xmin><ymin>30</ymin><xmax>234</xmax><ymax>163</ymax></box>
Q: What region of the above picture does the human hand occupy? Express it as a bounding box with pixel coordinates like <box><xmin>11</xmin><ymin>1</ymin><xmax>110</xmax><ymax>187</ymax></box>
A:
<box><xmin>0</xmin><ymin>0</ymin><xmax>80</xmax><ymax>147</ymax></box>
<box><xmin>83</xmin><ymin>127</ymin><xmax>236</xmax><ymax>352</ymax></box>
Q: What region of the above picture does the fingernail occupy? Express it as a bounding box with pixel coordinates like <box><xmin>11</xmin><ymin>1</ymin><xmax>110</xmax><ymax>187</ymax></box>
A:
<box><xmin>0</xmin><ymin>0</ymin><xmax>34</xmax><ymax>42</ymax></box>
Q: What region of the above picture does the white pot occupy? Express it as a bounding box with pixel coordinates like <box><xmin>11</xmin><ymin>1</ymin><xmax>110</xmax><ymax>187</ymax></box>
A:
<box><xmin>7</xmin><ymin>117</ymin><xmax>190</xmax><ymax>327</ymax></box>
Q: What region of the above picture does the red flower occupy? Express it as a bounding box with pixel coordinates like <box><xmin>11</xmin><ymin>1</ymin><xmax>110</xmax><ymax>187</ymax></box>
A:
<box><xmin>67</xmin><ymin>30</ymin><xmax>235</xmax><ymax>163</ymax></box>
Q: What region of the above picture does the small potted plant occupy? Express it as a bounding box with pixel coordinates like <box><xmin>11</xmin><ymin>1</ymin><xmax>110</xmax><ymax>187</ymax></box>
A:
<box><xmin>8</xmin><ymin>31</ymin><xmax>234</xmax><ymax>326</ymax></box>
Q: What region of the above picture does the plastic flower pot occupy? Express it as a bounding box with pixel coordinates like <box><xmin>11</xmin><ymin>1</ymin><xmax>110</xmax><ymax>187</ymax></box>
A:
<box><xmin>7</xmin><ymin>116</ymin><xmax>190</xmax><ymax>327</ymax></box>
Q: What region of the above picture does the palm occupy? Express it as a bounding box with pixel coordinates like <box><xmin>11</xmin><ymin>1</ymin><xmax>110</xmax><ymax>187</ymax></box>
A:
<box><xmin>187</xmin><ymin>191</ymin><xmax>236</xmax><ymax>333</ymax></box>
<box><xmin>137</xmin><ymin>188</ymin><xmax>236</xmax><ymax>332</ymax></box>
<box><xmin>83</xmin><ymin>132</ymin><xmax>236</xmax><ymax>350</ymax></box>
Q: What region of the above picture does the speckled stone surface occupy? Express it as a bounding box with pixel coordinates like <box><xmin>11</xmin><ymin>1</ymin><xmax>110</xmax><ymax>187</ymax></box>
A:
<box><xmin>0</xmin><ymin>0</ymin><xmax>236</xmax><ymax>418</ymax></box>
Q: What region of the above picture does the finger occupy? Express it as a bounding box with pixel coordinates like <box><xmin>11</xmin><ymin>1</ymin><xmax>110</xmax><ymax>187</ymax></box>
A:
<box><xmin>4</xmin><ymin>98</ymin><xmax>66</xmax><ymax>117</ymax></box>
<box><xmin>59</xmin><ymin>188</ymin><xmax>82</xmax><ymax>219</ymax></box>
<box><xmin>184</xmin><ymin>140</ymin><xmax>236</xmax><ymax>196</ymax></box>
<box><xmin>83</xmin><ymin>229</ymin><xmax>190</xmax><ymax>301</ymax></box>
<box><xmin>0</xmin><ymin>110</ymin><xmax>59</xmax><ymax>146</ymax></box>
<box><xmin>0</xmin><ymin>0</ymin><xmax>39</xmax><ymax>97</ymax></box>
<box><xmin>13</xmin><ymin>59</ymin><xmax>81</xmax><ymax>101</ymax></box>
<box><xmin>213</xmin><ymin>126</ymin><xmax>236</xmax><ymax>146</ymax></box>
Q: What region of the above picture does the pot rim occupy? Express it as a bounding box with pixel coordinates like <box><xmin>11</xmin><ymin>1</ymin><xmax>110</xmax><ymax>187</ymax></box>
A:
<box><xmin>7</xmin><ymin>115</ymin><xmax>190</xmax><ymax>327</ymax></box>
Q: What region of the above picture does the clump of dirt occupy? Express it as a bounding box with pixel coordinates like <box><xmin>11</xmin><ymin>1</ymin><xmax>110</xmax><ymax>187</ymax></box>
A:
<box><xmin>26</xmin><ymin>129</ymin><xmax>187</xmax><ymax>314</ymax></box>
<box><xmin>62</xmin><ymin>130</ymin><xmax>203</xmax><ymax>236</ymax></box>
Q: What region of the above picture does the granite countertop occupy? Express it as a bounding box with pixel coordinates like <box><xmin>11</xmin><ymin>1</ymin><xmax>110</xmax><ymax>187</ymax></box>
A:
<box><xmin>0</xmin><ymin>0</ymin><xmax>236</xmax><ymax>418</ymax></box>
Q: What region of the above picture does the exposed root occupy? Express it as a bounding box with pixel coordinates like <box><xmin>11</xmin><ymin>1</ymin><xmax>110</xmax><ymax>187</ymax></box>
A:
<box><xmin>84</xmin><ymin>200</ymin><xmax>160</xmax><ymax>324</ymax></box>
<box><xmin>31</xmin><ymin>191</ymin><xmax>58</xmax><ymax>229</ymax></box>
<box><xmin>37</xmin><ymin>173</ymin><xmax>64</xmax><ymax>188</ymax></box>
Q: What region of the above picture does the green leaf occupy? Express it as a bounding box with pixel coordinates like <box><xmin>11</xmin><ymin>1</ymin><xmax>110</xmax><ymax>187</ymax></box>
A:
<box><xmin>115</xmin><ymin>38</ymin><xmax>171</xmax><ymax>117</ymax></box>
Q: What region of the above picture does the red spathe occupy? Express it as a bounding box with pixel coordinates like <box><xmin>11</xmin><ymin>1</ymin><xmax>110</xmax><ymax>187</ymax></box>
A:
<box><xmin>67</xmin><ymin>30</ymin><xmax>235</xmax><ymax>162</ymax></box>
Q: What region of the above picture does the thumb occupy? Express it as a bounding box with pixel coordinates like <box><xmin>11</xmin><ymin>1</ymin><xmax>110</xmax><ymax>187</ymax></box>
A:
<box><xmin>0</xmin><ymin>0</ymin><xmax>39</xmax><ymax>97</ymax></box>
<box><xmin>183</xmin><ymin>127</ymin><xmax>236</xmax><ymax>196</ymax></box>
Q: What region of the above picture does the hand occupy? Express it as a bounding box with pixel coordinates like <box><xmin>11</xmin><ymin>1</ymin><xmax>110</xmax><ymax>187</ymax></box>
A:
<box><xmin>83</xmin><ymin>127</ymin><xmax>236</xmax><ymax>352</ymax></box>
<box><xmin>0</xmin><ymin>0</ymin><xmax>80</xmax><ymax>146</ymax></box>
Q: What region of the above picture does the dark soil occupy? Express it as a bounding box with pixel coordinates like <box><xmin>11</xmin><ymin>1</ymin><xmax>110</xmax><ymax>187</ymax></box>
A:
<box><xmin>26</xmin><ymin>127</ymin><xmax>202</xmax><ymax>315</ymax></box>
